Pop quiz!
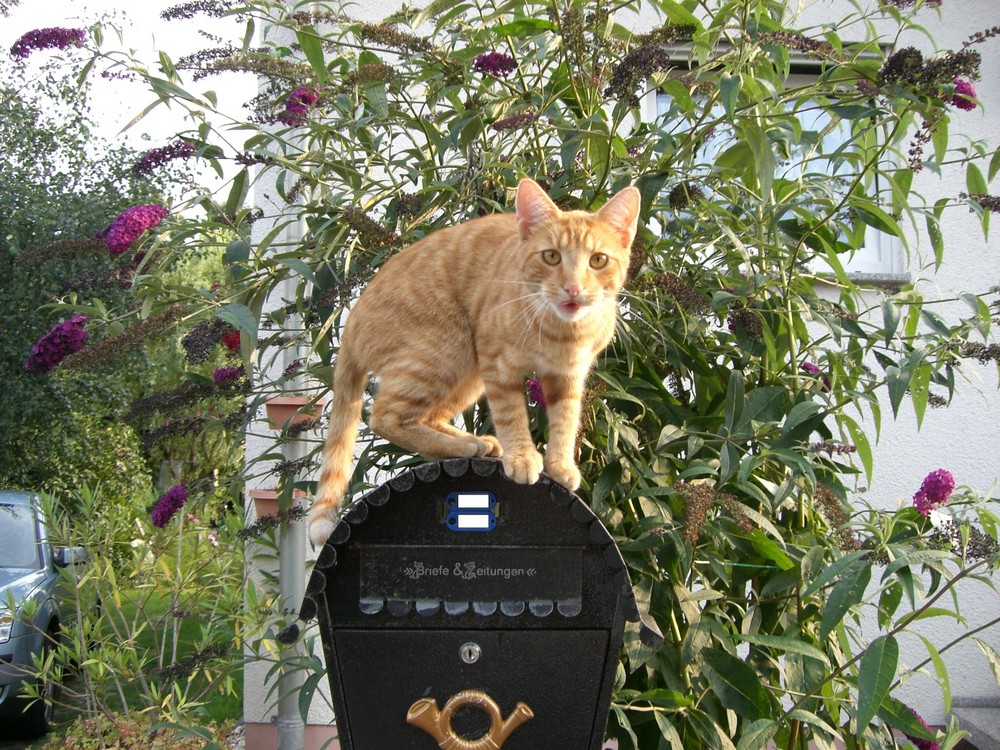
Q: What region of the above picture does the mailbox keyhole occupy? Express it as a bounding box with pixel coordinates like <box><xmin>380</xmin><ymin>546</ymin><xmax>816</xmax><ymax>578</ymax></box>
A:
<box><xmin>460</xmin><ymin>642</ymin><xmax>481</xmax><ymax>664</ymax></box>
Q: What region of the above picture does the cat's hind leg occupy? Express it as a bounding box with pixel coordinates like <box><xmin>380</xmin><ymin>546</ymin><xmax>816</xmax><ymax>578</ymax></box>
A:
<box><xmin>369</xmin><ymin>373</ymin><xmax>496</xmax><ymax>460</ymax></box>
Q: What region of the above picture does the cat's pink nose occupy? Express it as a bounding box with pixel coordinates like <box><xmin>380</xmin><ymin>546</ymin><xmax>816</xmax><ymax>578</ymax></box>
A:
<box><xmin>564</xmin><ymin>283</ymin><xmax>581</xmax><ymax>298</ymax></box>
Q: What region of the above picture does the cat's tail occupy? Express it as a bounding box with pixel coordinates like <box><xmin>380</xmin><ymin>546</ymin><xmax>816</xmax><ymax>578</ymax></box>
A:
<box><xmin>308</xmin><ymin>358</ymin><xmax>367</xmax><ymax>547</ymax></box>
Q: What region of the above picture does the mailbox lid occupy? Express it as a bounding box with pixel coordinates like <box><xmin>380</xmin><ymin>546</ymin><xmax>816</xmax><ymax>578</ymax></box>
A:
<box><xmin>332</xmin><ymin>628</ymin><xmax>612</xmax><ymax>750</ymax></box>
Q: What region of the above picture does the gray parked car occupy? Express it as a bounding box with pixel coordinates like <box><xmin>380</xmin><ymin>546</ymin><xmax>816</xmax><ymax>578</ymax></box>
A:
<box><xmin>0</xmin><ymin>490</ymin><xmax>86</xmax><ymax>738</ymax></box>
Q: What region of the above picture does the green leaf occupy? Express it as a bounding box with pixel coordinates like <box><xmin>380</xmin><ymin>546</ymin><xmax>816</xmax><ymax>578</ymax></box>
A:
<box><xmin>819</xmin><ymin>559</ymin><xmax>871</xmax><ymax>641</ymax></box>
<box><xmin>966</xmin><ymin>161</ymin><xmax>988</xmax><ymax>198</ymax></box>
<box><xmin>881</xmin><ymin>299</ymin><xmax>900</xmax><ymax>346</ymax></box>
<box><xmin>654</xmin><ymin>0</ymin><xmax>702</xmax><ymax>27</ymax></box>
<box><xmin>801</xmin><ymin>550</ymin><xmax>867</xmax><ymax>598</ymax></box>
<box><xmin>926</xmin><ymin>211</ymin><xmax>944</xmax><ymax>268</ymax></box>
<box><xmin>877</xmin><ymin>581</ymin><xmax>902</xmax><ymax>629</ymax></box>
<box><xmin>296</xmin><ymin>27</ymin><xmax>327</xmax><ymax>82</ymax></box>
<box><xmin>881</xmin><ymin>549</ymin><xmax>952</xmax><ymax>581</ymax></box>
<box><xmin>720</xmin><ymin>72</ymin><xmax>741</xmax><ymax>120</ymax></box>
<box><xmin>845</xmin><ymin>416</ymin><xmax>873</xmax><ymax>484</ymax></box>
<box><xmin>780</xmin><ymin>401</ymin><xmax>823</xmax><ymax>437</ymax></box>
<box><xmin>737</xmin><ymin>633</ymin><xmax>830</xmax><ymax>666</ymax></box>
<box><xmin>278</xmin><ymin>257</ymin><xmax>317</xmax><ymax>285</ymax></box>
<box><xmin>494</xmin><ymin>18</ymin><xmax>557</xmax><ymax>35</ymax></box>
<box><xmin>701</xmin><ymin>648</ymin><xmax>770</xmax><ymax>720</ymax></box>
<box><xmin>973</xmin><ymin>638</ymin><xmax>1000</xmax><ymax>688</ymax></box>
<box><xmin>786</xmin><ymin>710</ymin><xmax>840</xmax><ymax>741</ymax></box>
<box><xmin>857</xmin><ymin>635</ymin><xmax>898</xmax><ymax>730</ymax></box>
<box><xmin>852</xmin><ymin>200</ymin><xmax>903</xmax><ymax>238</ymax></box>
<box><xmin>885</xmin><ymin>365</ymin><xmax>912</xmax><ymax>417</ymax></box>
<box><xmin>724</xmin><ymin>369</ymin><xmax>745</xmax><ymax>431</ymax></box>
<box><xmin>687</xmin><ymin>707</ymin><xmax>737</xmax><ymax>750</ymax></box>
<box><xmin>225</xmin><ymin>169</ymin><xmax>249</xmax><ymax>216</ymax></box>
<box><xmin>413</xmin><ymin>0</ymin><xmax>467</xmax><ymax>29</ymax></box>
<box><xmin>878</xmin><ymin>698</ymin><xmax>936</xmax><ymax>740</ymax></box>
<box><xmin>364</xmin><ymin>82</ymin><xmax>389</xmax><ymax>118</ymax></box>
<box><xmin>917</xmin><ymin>634</ymin><xmax>951</xmax><ymax>713</ymax></box>
<box><xmin>911</xmin><ymin>361</ymin><xmax>932</xmax><ymax>429</ymax></box>
<box><xmin>736</xmin><ymin>720</ymin><xmax>778</xmax><ymax>750</ymax></box>
<box><xmin>298</xmin><ymin>669</ymin><xmax>324</xmax><ymax>721</ymax></box>
<box><xmin>989</xmin><ymin>148</ymin><xmax>1000</xmax><ymax>181</ymax></box>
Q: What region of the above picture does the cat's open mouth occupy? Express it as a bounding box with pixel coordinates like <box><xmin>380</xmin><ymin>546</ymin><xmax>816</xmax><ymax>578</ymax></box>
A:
<box><xmin>558</xmin><ymin>299</ymin><xmax>585</xmax><ymax>316</ymax></box>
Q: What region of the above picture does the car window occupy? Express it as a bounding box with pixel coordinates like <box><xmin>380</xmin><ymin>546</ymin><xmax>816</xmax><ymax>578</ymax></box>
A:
<box><xmin>0</xmin><ymin>503</ymin><xmax>41</xmax><ymax>568</ymax></box>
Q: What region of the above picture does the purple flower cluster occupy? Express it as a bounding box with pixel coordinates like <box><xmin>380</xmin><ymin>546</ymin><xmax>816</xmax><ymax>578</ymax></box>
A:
<box><xmin>132</xmin><ymin>140</ymin><xmax>195</xmax><ymax>176</ymax></box>
<box><xmin>213</xmin><ymin>365</ymin><xmax>246</xmax><ymax>386</ymax></box>
<box><xmin>104</xmin><ymin>204</ymin><xmax>168</xmax><ymax>255</ymax></box>
<box><xmin>23</xmin><ymin>315</ymin><xmax>89</xmax><ymax>374</ymax></box>
<box><xmin>951</xmin><ymin>77</ymin><xmax>978</xmax><ymax>110</ymax></box>
<box><xmin>11</xmin><ymin>27</ymin><xmax>86</xmax><ymax>59</ymax></box>
<box><xmin>278</xmin><ymin>86</ymin><xmax>319</xmax><ymax>126</ymax></box>
<box><xmin>913</xmin><ymin>468</ymin><xmax>955</xmax><ymax>516</ymax></box>
<box><xmin>152</xmin><ymin>484</ymin><xmax>187</xmax><ymax>528</ymax></box>
<box><xmin>473</xmin><ymin>51</ymin><xmax>517</xmax><ymax>79</ymax></box>
<box><xmin>526</xmin><ymin>378</ymin><xmax>546</xmax><ymax>410</ymax></box>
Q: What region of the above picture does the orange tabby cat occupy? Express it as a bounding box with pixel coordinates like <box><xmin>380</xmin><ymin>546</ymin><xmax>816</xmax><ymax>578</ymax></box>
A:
<box><xmin>308</xmin><ymin>178</ymin><xmax>639</xmax><ymax>547</ymax></box>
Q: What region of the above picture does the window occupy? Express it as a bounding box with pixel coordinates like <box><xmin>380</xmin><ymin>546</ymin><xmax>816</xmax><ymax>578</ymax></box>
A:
<box><xmin>641</xmin><ymin>51</ymin><xmax>905</xmax><ymax>283</ymax></box>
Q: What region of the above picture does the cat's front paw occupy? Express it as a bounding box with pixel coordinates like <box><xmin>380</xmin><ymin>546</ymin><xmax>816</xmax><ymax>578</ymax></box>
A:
<box><xmin>502</xmin><ymin>449</ymin><xmax>544</xmax><ymax>485</ymax></box>
<box><xmin>544</xmin><ymin>458</ymin><xmax>581</xmax><ymax>491</ymax></box>
<box><xmin>476</xmin><ymin>434</ymin><xmax>503</xmax><ymax>458</ymax></box>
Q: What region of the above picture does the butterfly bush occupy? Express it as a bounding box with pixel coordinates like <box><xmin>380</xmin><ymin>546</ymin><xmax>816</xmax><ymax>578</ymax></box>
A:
<box><xmin>10</xmin><ymin>27</ymin><xmax>86</xmax><ymax>59</ymax></box>
<box><xmin>951</xmin><ymin>77</ymin><xmax>978</xmax><ymax>110</ymax></box>
<box><xmin>913</xmin><ymin>468</ymin><xmax>956</xmax><ymax>515</ymax></box>
<box><xmin>132</xmin><ymin>140</ymin><xmax>195</xmax><ymax>176</ymax></box>
<box><xmin>104</xmin><ymin>204</ymin><xmax>168</xmax><ymax>255</ymax></box>
<box><xmin>472</xmin><ymin>51</ymin><xmax>517</xmax><ymax>78</ymax></box>
<box><xmin>151</xmin><ymin>484</ymin><xmax>187</xmax><ymax>528</ymax></box>
<box><xmin>278</xmin><ymin>86</ymin><xmax>319</xmax><ymax>125</ymax></box>
<box><xmin>23</xmin><ymin>315</ymin><xmax>89</xmax><ymax>373</ymax></box>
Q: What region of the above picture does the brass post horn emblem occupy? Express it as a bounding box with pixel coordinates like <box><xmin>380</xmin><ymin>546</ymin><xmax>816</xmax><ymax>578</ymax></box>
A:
<box><xmin>407</xmin><ymin>690</ymin><xmax>534</xmax><ymax>750</ymax></box>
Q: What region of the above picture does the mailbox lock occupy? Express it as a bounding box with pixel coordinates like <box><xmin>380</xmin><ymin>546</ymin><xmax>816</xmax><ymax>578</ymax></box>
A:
<box><xmin>460</xmin><ymin>642</ymin><xmax>482</xmax><ymax>664</ymax></box>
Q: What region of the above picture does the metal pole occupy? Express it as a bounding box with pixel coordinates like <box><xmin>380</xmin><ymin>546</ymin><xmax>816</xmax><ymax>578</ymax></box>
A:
<box><xmin>276</xmin><ymin>218</ymin><xmax>308</xmax><ymax>750</ymax></box>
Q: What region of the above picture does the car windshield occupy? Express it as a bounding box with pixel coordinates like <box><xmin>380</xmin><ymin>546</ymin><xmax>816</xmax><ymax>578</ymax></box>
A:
<box><xmin>0</xmin><ymin>504</ymin><xmax>40</xmax><ymax>568</ymax></box>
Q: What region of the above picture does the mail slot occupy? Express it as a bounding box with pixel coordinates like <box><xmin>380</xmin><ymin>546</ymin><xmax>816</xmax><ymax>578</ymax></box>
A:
<box><xmin>294</xmin><ymin>458</ymin><xmax>663</xmax><ymax>750</ymax></box>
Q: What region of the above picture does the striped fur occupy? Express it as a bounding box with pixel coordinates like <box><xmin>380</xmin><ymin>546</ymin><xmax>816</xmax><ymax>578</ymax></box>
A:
<box><xmin>308</xmin><ymin>179</ymin><xmax>640</xmax><ymax>546</ymax></box>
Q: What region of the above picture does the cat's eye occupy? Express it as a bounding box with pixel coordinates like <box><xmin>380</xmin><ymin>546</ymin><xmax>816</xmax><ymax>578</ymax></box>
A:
<box><xmin>542</xmin><ymin>249</ymin><xmax>561</xmax><ymax>266</ymax></box>
<box><xmin>590</xmin><ymin>253</ymin><xmax>609</xmax><ymax>269</ymax></box>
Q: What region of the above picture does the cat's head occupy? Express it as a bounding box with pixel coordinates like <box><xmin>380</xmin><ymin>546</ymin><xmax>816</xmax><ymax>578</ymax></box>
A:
<box><xmin>515</xmin><ymin>178</ymin><xmax>640</xmax><ymax>322</ymax></box>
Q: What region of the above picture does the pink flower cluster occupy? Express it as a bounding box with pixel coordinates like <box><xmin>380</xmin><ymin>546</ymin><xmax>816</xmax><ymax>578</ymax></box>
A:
<box><xmin>913</xmin><ymin>468</ymin><xmax>955</xmax><ymax>516</ymax></box>
<box><xmin>23</xmin><ymin>315</ymin><xmax>89</xmax><ymax>373</ymax></box>
<box><xmin>104</xmin><ymin>204</ymin><xmax>168</xmax><ymax>255</ymax></box>
<box><xmin>279</xmin><ymin>86</ymin><xmax>319</xmax><ymax>126</ymax></box>
<box><xmin>951</xmin><ymin>78</ymin><xmax>978</xmax><ymax>111</ymax></box>
<box><xmin>800</xmin><ymin>362</ymin><xmax>831</xmax><ymax>392</ymax></box>
<box><xmin>152</xmin><ymin>484</ymin><xmax>187</xmax><ymax>528</ymax></box>
<box><xmin>11</xmin><ymin>27</ymin><xmax>86</xmax><ymax>59</ymax></box>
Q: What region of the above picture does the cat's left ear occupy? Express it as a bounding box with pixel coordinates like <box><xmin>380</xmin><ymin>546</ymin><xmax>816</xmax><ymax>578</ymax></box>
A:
<box><xmin>597</xmin><ymin>186</ymin><xmax>641</xmax><ymax>248</ymax></box>
<box><xmin>516</xmin><ymin>178</ymin><xmax>560</xmax><ymax>240</ymax></box>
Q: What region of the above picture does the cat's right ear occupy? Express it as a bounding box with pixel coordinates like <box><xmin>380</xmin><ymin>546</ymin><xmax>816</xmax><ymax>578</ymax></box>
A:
<box><xmin>515</xmin><ymin>178</ymin><xmax>559</xmax><ymax>240</ymax></box>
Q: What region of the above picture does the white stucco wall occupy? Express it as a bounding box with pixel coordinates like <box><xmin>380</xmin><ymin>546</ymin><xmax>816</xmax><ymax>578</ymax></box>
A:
<box><xmin>245</xmin><ymin>0</ymin><xmax>1000</xmax><ymax>739</ymax></box>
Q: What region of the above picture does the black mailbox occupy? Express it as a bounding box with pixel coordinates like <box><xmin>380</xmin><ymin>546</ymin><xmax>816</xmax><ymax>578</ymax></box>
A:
<box><xmin>296</xmin><ymin>458</ymin><xmax>663</xmax><ymax>750</ymax></box>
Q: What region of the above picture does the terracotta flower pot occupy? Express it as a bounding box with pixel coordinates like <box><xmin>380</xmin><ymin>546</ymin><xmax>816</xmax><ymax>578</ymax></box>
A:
<box><xmin>264</xmin><ymin>395</ymin><xmax>325</xmax><ymax>430</ymax></box>
<box><xmin>248</xmin><ymin>488</ymin><xmax>306</xmax><ymax>519</ymax></box>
